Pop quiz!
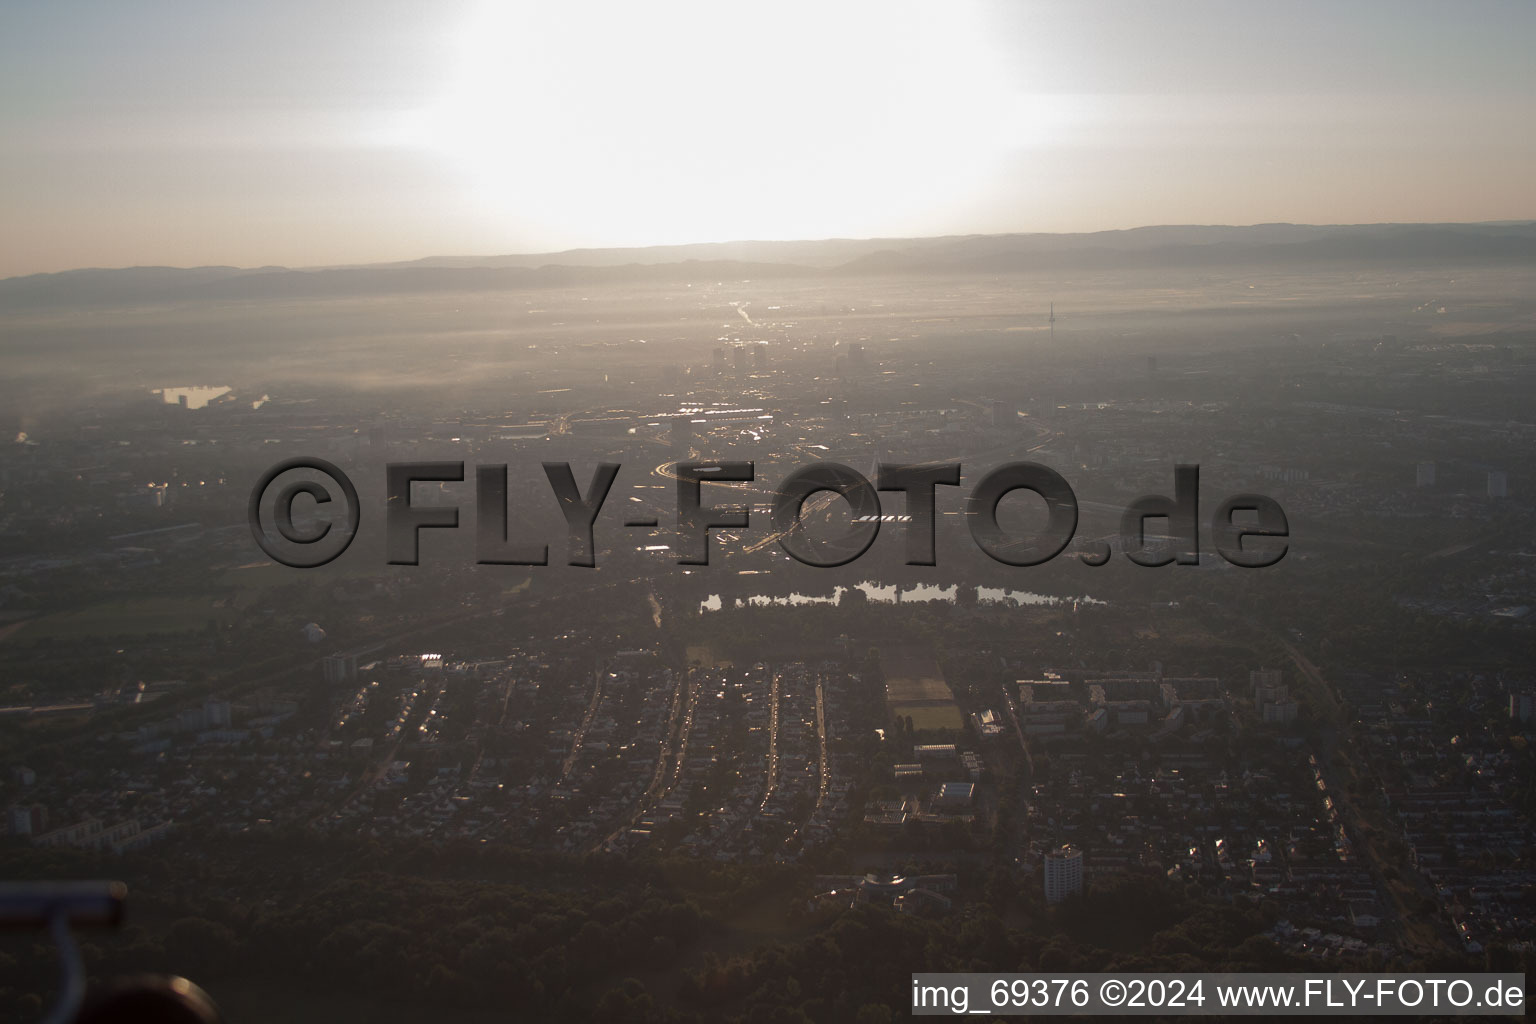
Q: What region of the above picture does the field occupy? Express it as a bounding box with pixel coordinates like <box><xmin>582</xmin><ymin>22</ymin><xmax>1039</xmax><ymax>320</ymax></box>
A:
<box><xmin>15</xmin><ymin>596</ymin><xmax>225</xmax><ymax>639</ymax></box>
<box><xmin>879</xmin><ymin>644</ymin><xmax>963</xmax><ymax>733</ymax></box>
<box><xmin>879</xmin><ymin>645</ymin><xmax>955</xmax><ymax>704</ymax></box>
<box><xmin>685</xmin><ymin>644</ymin><xmax>730</xmax><ymax>669</ymax></box>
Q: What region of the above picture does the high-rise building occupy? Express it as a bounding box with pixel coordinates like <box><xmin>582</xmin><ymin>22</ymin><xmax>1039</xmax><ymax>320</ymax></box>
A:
<box><xmin>203</xmin><ymin>698</ymin><xmax>232</xmax><ymax>729</ymax></box>
<box><xmin>1251</xmin><ymin>668</ymin><xmax>1297</xmax><ymax>723</ymax></box>
<box><xmin>322</xmin><ymin>652</ymin><xmax>359</xmax><ymax>685</ymax></box>
<box><xmin>1251</xmin><ymin>668</ymin><xmax>1285</xmax><ymax>706</ymax></box>
<box><xmin>1044</xmin><ymin>844</ymin><xmax>1084</xmax><ymax>903</ymax></box>
<box><xmin>1262</xmin><ymin>701</ymin><xmax>1299</xmax><ymax>724</ymax></box>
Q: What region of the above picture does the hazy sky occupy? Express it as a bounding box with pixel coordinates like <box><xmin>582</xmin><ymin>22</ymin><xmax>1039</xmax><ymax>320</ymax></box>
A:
<box><xmin>2</xmin><ymin>0</ymin><xmax>1533</xmax><ymax>277</ymax></box>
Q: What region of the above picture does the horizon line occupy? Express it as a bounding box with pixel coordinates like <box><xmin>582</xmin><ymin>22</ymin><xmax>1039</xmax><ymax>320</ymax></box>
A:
<box><xmin>6</xmin><ymin>218</ymin><xmax>1536</xmax><ymax>284</ymax></box>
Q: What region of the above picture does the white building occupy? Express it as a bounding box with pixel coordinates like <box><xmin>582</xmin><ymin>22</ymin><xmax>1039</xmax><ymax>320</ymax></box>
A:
<box><xmin>1044</xmin><ymin>844</ymin><xmax>1084</xmax><ymax>904</ymax></box>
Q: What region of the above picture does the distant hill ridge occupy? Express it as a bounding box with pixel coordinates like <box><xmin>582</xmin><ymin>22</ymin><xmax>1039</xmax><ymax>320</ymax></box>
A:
<box><xmin>3</xmin><ymin>222</ymin><xmax>1534</xmax><ymax>311</ymax></box>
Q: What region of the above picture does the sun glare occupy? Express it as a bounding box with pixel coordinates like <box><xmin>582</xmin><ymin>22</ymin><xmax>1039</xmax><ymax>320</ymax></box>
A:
<box><xmin>389</xmin><ymin>1</ymin><xmax>1024</xmax><ymax>247</ymax></box>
